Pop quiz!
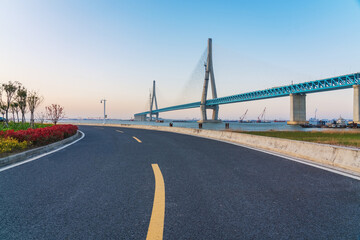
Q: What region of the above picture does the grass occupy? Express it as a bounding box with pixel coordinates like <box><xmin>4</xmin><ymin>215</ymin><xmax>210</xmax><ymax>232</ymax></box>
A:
<box><xmin>230</xmin><ymin>130</ymin><xmax>360</xmax><ymax>148</ymax></box>
<box><xmin>0</xmin><ymin>122</ymin><xmax>52</xmax><ymax>131</ymax></box>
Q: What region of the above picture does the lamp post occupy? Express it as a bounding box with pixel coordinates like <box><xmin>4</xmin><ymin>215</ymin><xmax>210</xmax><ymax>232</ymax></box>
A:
<box><xmin>100</xmin><ymin>99</ymin><xmax>107</xmax><ymax>124</ymax></box>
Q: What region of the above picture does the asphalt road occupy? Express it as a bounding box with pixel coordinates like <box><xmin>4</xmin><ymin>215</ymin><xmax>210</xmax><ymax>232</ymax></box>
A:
<box><xmin>1</xmin><ymin>125</ymin><xmax>359</xmax><ymax>239</ymax></box>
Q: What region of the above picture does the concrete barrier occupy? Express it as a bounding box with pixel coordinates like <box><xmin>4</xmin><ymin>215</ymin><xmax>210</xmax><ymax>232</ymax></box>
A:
<box><xmin>75</xmin><ymin>123</ymin><xmax>360</xmax><ymax>175</ymax></box>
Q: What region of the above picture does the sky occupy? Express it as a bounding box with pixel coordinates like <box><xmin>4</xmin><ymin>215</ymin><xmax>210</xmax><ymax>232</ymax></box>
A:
<box><xmin>0</xmin><ymin>0</ymin><xmax>360</xmax><ymax>120</ymax></box>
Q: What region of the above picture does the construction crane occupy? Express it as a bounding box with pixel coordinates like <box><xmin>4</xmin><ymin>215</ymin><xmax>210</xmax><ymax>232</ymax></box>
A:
<box><xmin>239</xmin><ymin>109</ymin><xmax>248</xmax><ymax>122</ymax></box>
<box><xmin>257</xmin><ymin>107</ymin><xmax>266</xmax><ymax>123</ymax></box>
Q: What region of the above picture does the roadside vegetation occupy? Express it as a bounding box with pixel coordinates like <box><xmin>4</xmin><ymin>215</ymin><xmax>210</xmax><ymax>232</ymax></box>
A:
<box><xmin>0</xmin><ymin>137</ymin><xmax>30</xmax><ymax>154</ymax></box>
<box><xmin>0</xmin><ymin>124</ymin><xmax>78</xmax><ymax>157</ymax></box>
<box><xmin>233</xmin><ymin>130</ymin><xmax>360</xmax><ymax>148</ymax></box>
<box><xmin>0</xmin><ymin>81</ymin><xmax>75</xmax><ymax>157</ymax></box>
<box><xmin>0</xmin><ymin>122</ymin><xmax>51</xmax><ymax>131</ymax></box>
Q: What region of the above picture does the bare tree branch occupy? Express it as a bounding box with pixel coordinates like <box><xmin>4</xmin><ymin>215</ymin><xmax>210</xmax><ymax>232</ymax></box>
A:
<box><xmin>46</xmin><ymin>104</ymin><xmax>65</xmax><ymax>125</ymax></box>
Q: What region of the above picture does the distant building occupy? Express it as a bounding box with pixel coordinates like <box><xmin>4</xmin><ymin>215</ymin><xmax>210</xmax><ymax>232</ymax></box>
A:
<box><xmin>336</xmin><ymin>116</ymin><xmax>346</xmax><ymax>127</ymax></box>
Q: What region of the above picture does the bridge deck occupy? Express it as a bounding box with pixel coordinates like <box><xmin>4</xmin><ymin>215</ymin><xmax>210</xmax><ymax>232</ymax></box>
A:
<box><xmin>135</xmin><ymin>72</ymin><xmax>360</xmax><ymax>116</ymax></box>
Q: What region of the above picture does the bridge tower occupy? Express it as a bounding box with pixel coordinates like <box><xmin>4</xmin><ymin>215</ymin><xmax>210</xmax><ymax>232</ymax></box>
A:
<box><xmin>149</xmin><ymin>80</ymin><xmax>159</xmax><ymax>121</ymax></box>
<box><xmin>198</xmin><ymin>38</ymin><xmax>221</xmax><ymax>123</ymax></box>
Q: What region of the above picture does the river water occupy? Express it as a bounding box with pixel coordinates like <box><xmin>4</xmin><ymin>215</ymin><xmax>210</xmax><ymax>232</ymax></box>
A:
<box><xmin>62</xmin><ymin>119</ymin><xmax>357</xmax><ymax>132</ymax></box>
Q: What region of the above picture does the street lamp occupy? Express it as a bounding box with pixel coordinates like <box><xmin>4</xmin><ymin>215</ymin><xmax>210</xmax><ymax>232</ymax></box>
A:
<box><xmin>100</xmin><ymin>99</ymin><xmax>107</xmax><ymax>124</ymax></box>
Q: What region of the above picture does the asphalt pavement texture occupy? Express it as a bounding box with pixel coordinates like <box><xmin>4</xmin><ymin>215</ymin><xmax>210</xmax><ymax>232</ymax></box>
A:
<box><xmin>0</xmin><ymin>125</ymin><xmax>359</xmax><ymax>239</ymax></box>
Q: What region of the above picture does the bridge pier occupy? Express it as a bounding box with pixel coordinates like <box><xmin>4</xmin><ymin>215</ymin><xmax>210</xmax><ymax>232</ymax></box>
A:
<box><xmin>354</xmin><ymin>85</ymin><xmax>360</xmax><ymax>124</ymax></box>
<box><xmin>287</xmin><ymin>93</ymin><xmax>307</xmax><ymax>125</ymax></box>
<box><xmin>134</xmin><ymin>114</ymin><xmax>146</xmax><ymax>121</ymax></box>
<box><xmin>198</xmin><ymin>105</ymin><xmax>221</xmax><ymax>123</ymax></box>
<box><xmin>149</xmin><ymin>112</ymin><xmax>159</xmax><ymax>121</ymax></box>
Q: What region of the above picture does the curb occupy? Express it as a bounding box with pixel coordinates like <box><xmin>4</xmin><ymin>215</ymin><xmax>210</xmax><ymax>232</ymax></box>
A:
<box><xmin>0</xmin><ymin>131</ymin><xmax>83</xmax><ymax>168</ymax></box>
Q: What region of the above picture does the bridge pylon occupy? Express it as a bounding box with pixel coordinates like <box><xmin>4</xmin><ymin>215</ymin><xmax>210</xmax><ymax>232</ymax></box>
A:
<box><xmin>198</xmin><ymin>38</ymin><xmax>221</xmax><ymax>123</ymax></box>
<box><xmin>149</xmin><ymin>80</ymin><xmax>159</xmax><ymax>121</ymax></box>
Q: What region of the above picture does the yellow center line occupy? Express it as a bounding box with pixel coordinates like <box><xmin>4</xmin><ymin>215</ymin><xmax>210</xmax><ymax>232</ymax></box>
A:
<box><xmin>147</xmin><ymin>164</ymin><xmax>165</xmax><ymax>240</ymax></box>
<box><xmin>116</xmin><ymin>130</ymin><xmax>124</xmax><ymax>133</ymax></box>
<box><xmin>132</xmin><ymin>136</ymin><xmax>142</xmax><ymax>143</ymax></box>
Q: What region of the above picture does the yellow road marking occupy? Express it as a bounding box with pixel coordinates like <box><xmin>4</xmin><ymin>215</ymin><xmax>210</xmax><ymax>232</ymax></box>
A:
<box><xmin>133</xmin><ymin>136</ymin><xmax>142</xmax><ymax>143</ymax></box>
<box><xmin>116</xmin><ymin>130</ymin><xmax>123</xmax><ymax>133</ymax></box>
<box><xmin>147</xmin><ymin>164</ymin><xmax>165</xmax><ymax>240</ymax></box>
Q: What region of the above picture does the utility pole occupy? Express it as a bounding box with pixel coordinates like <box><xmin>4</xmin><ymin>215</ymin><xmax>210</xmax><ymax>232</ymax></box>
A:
<box><xmin>100</xmin><ymin>99</ymin><xmax>107</xmax><ymax>124</ymax></box>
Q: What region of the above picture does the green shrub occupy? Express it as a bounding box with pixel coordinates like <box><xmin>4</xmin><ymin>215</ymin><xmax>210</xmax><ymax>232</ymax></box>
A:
<box><xmin>0</xmin><ymin>137</ymin><xmax>30</xmax><ymax>153</ymax></box>
<box><xmin>0</xmin><ymin>122</ymin><xmax>52</xmax><ymax>131</ymax></box>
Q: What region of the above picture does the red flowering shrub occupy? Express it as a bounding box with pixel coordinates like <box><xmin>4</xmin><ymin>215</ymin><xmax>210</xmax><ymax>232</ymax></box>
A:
<box><xmin>0</xmin><ymin>124</ymin><xmax>78</xmax><ymax>146</ymax></box>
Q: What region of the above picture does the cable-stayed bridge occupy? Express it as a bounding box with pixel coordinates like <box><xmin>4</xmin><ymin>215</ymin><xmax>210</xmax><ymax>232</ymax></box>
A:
<box><xmin>135</xmin><ymin>39</ymin><xmax>360</xmax><ymax>124</ymax></box>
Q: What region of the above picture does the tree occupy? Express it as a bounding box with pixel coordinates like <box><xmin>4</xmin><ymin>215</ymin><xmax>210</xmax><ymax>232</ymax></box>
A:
<box><xmin>46</xmin><ymin>104</ymin><xmax>65</xmax><ymax>125</ymax></box>
<box><xmin>27</xmin><ymin>91</ymin><xmax>43</xmax><ymax>127</ymax></box>
<box><xmin>10</xmin><ymin>102</ymin><xmax>20</xmax><ymax>122</ymax></box>
<box><xmin>0</xmin><ymin>104</ymin><xmax>6</xmax><ymax>120</ymax></box>
<box><xmin>16</xmin><ymin>86</ymin><xmax>27</xmax><ymax>123</ymax></box>
<box><xmin>0</xmin><ymin>86</ymin><xmax>4</xmax><ymax>120</ymax></box>
<box><xmin>2</xmin><ymin>81</ymin><xmax>20</xmax><ymax>124</ymax></box>
<box><xmin>36</xmin><ymin>112</ymin><xmax>46</xmax><ymax>124</ymax></box>
<box><xmin>13</xmin><ymin>102</ymin><xmax>20</xmax><ymax>122</ymax></box>
<box><xmin>10</xmin><ymin>103</ymin><xmax>16</xmax><ymax>122</ymax></box>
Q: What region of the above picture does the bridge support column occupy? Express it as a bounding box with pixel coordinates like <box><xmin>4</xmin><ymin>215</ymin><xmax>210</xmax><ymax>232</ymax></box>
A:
<box><xmin>354</xmin><ymin>85</ymin><xmax>360</xmax><ymax>124</ymax></box>
<box><xmin>287</xmin><ymin>93</ymin><xmax>307</xmax><ymax>125</ymax></box>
